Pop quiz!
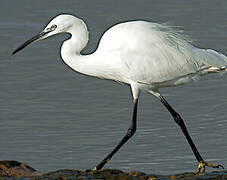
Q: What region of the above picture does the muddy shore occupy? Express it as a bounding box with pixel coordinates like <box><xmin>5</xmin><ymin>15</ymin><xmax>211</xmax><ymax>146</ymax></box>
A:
<box><xmin>0</xmin><ymin>160</ymin><xmax>226</xmax><ymax>180</ymax></box>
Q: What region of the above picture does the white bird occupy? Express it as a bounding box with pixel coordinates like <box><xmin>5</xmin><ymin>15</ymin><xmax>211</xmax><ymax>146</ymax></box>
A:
<box><xmin>12</xmin><ymin>14</ymin><xmax>226</xmax><ymax>173</ymax></box>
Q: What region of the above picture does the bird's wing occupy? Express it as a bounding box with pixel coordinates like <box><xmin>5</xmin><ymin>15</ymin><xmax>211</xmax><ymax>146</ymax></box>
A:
<box><xmin>120</xmin><ymin>45</ymin><xmax>201</xmax><ymax>86</ymax></box>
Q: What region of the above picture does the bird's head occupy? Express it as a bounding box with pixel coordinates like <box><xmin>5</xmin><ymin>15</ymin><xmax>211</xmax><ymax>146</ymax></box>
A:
<box><xmin>12</xmin><ymin>14</ymin><xmax>85</xmax><ymax>55</ymax></box>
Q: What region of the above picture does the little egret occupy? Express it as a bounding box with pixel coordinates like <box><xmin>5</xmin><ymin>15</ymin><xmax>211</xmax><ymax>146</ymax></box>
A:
<box><xmin>12</xmin><ymin>14</ymin><xmax>226</xmax><ymax>173</ymax></box>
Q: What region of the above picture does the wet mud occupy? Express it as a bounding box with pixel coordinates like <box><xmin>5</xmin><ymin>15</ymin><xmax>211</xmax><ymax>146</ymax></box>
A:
<box><xmin>0</xmin><ymin>160</ymin><xmax>227</xmax><ymax>180</ymax></box>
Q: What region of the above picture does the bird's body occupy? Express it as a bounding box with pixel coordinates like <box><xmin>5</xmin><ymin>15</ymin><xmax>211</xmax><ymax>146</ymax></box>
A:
<box><xmin>99</xmin><ymin>21</ymin><xmax>227</xmax><ymax>86</ymax></box>
<box><xmin>60</xmin><ymin>17</ymin><xmax>227</xmax><ymax>98</ymax></box>
<box><xmin>12</xmin><ymin>14</ymin><xmax>226</xmax><ymax>172</ymax></box>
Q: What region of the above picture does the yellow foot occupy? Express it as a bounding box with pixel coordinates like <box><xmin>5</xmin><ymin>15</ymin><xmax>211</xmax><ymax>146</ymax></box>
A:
<box><xmin>196</xmin><ymin>161</ymin><xmax>224</xmax><ymax>173</ymax></box>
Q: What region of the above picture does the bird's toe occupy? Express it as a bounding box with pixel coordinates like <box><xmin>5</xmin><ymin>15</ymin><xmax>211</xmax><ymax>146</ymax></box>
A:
<box><xmin>195</xmin><ymin>161</ymin><xmax>224</xmax><ymax>173</ymax></box>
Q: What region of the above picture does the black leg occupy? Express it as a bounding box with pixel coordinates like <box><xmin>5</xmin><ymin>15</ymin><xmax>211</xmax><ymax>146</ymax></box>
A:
<box><xmin>93</xmin><ymin>98</ymin><xmax>138</xmax><ymax>170</ymax></box>
<box><xmin>159</xmin><ymin>95</ymin><xmax>224</xmax><ymax>173</ymax></box>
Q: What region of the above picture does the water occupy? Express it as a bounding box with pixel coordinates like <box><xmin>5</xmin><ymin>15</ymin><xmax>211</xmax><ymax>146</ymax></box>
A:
<box><xmin>1</xmin><ymin>0</ymin><xmax>227</xmax><ymax>175</ymax></box>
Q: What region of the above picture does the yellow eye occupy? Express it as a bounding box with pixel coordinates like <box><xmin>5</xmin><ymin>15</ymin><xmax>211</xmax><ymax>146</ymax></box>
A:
<box><xmin>50</xmin><ymin>24</ymin><xmax>57</xmax><ymax>30</ymax></box>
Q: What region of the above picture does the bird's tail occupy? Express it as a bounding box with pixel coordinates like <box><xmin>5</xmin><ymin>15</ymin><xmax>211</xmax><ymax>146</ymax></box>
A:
<box><xmin>205</xmin><ymin>66</ymin><xmax>227</xmax><ymax>73</ymax></box>
<box><xmin>195</xmin><ymin>49</ymin><xmax>227</xmax><ymax>74</ymax></box>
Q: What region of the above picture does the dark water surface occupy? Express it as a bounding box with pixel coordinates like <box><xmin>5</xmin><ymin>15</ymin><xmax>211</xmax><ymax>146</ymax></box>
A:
<box><xmin>1</xmin><ymin>0</ymin><xmax>227</xmax><ymax>175</ymax></box>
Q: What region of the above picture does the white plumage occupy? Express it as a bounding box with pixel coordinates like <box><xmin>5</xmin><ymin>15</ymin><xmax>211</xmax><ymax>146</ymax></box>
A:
<box><xmin>98</xmin><ymin>21</ymin><xmax>227</xmax><ymax>88</ymax></box>
<box><xmin>12</xmin><ymin>14</ymin><xmax>226</xmax><ymax>172</ymax></box>
<box><xmin>56</xmin><ymin>15</ymin><xmax>227</xmax><ymax>98</ymax></box>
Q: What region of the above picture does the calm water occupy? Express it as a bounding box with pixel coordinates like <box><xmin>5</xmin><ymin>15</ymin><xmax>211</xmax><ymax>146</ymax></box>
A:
<box><xmin>0</xmin><ymin>0</ymin><xmax>227</xmax><ymax>175</ymax></box>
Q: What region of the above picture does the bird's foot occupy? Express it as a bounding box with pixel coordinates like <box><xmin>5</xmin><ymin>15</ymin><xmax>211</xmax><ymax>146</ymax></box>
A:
<box><xmin>195</xmin><ymin>161</ymin><xmax>224</xmax><ymax>173</ymax></box>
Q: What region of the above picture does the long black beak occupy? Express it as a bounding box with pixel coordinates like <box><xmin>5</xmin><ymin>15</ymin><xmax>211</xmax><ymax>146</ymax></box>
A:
<box><xmin>12</xmin><ymin>31</ymin><xmax>49</xmax><ymax>55</ymax></box>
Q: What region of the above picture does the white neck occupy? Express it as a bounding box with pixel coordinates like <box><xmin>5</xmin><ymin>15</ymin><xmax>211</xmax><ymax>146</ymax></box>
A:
<box><xmin>60</xmin><ymin>19</ymin><xmax>124</xmax><ymax>82</ymax></box>
<box><xmin>61</xmin><ymin>19</ymin><xmax>89</xmax><ymax>55</ymax></box>
<box><xmin>60</xmin><ymin>21</ymin><xmax>103</xmax><ymax>78</ymax></box>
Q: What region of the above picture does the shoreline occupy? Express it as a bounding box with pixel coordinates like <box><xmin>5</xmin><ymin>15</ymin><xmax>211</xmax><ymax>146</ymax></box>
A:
<box><xmin>0</xmin><ymin>160</ymin><xmax>226</xmax><ymax>180</ymax></box>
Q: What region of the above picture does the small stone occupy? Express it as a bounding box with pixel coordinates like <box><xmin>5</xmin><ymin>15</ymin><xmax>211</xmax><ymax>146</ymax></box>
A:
<box><xmin>0</xmin><ymin>160</ymin><xmax>39</xmax><ymax>177</ymax></box>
